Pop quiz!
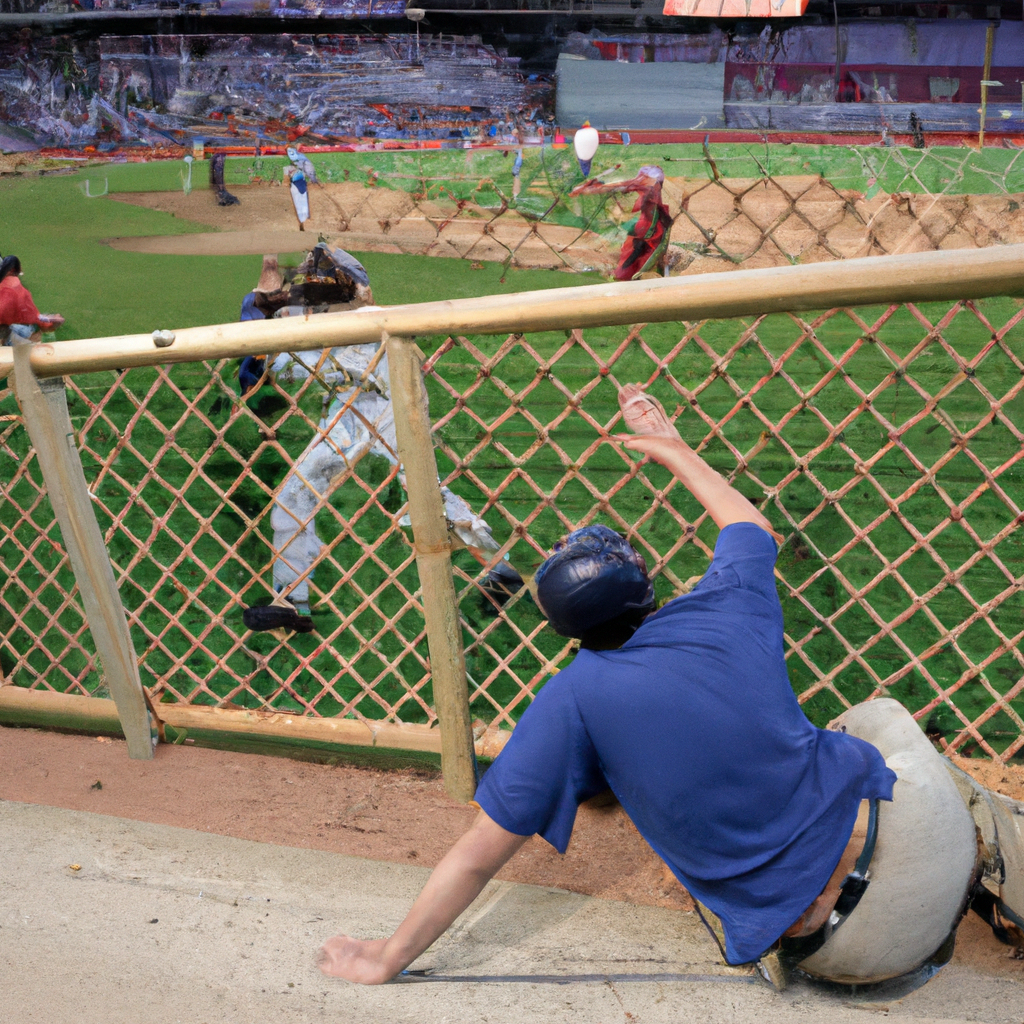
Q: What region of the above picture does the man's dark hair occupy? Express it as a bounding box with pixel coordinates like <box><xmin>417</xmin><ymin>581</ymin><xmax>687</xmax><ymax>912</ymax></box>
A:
<box><xmin>0</xmin><ymin>255</ymin><xmax>22</xmax><ymax>282</ymax></box>
<box><xmin>578</xmin><ymin>604</ymin><xmax>655</xmax><ymax>651</ymax></box>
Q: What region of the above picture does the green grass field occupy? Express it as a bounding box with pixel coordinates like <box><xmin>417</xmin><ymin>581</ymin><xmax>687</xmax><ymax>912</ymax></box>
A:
<box><xmin>427</xmin><ymin>312</ymin><xmax>1024</xmax><ymax>738</ymax></box>
<box><xmin>0</xmin><ymin>168</ymin><xmax>603</xmax><ymax>342</ymax></box>
<box><xmin>1</xmin><ymin>153</ymin><xmax>1022</xmax><ymax>754</ymax></box>
<box><xmin>56</xmin><ymin>140</ymin><xmax>1024</xmax><ymax>197</ymax></box>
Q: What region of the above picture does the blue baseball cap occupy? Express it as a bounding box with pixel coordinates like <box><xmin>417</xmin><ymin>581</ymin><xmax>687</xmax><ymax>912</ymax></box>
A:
<box><xmin>535</xmin><ymin>525</ymin><xmax>654</xmax><ymax>638</ymax></box>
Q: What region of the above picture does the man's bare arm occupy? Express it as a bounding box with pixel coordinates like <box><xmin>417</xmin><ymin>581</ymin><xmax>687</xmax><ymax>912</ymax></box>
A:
<box><xmin>616</xmin><ymin>385</ymin><xmax>781</xmax><ymax>543</ymax></box>
<box><xmin>319</xmin><ymin>810</ymin><xmax>529</xmax><ymax>984</ymax></box>
<box><xmin>621</xmin><ymin>434</ymin><xmax>781</xmax><ymax>542</ymax></box>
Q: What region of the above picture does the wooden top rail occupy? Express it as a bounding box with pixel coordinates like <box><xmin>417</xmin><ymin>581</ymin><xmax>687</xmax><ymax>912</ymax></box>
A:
<box><xmin>1</xmin><ymin>245</ymin><xmax>1022</xmax><ymax>381</ymax></box>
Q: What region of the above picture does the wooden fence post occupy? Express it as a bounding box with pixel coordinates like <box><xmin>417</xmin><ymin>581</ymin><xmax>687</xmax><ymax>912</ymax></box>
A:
<box><xmin>11</xmin><ymin>337</ymin><xmax>154</xmax><ymax>760</ymax></box>
<box><xmin>979</xmin><ymin>22</ymin><xmax>996</xmax><ymax>149</ymax></box>
<box><xmin>384</xmin><ymin>333</ymin><xmax>476</xmax><ymax>803</ymax></box>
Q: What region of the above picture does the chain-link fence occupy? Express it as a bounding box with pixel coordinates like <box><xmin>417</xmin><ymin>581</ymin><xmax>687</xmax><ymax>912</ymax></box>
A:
<box><xmin>195</xmin><ymin>144</ymin><xmax>1024</xmax><ymax>277</ymax></box>
<box><xmin>2</xmin><ymin>286</ymin><xmax>1023</xmax><ymax>761</ymax></box>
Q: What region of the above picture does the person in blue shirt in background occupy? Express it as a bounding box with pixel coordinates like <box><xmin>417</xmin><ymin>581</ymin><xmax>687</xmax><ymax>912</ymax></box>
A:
<box><xmin>236</xmin><ymin>255</ymin><xmax>283</xmax><ymax>397</ymax></box>
<box><xmin>318</xmin><ymin>384</ymin><xmax>1022</xmax><ymax>990</ymax></box>
<box><xmin>238</xmin><ymin>255</ymin><xmax>282</xmax><ymax>324</ymax></box>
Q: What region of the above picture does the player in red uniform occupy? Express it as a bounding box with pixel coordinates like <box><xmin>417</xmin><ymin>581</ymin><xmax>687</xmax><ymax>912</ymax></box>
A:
<box><xmin>0</xmin><ymin>256</ymin><xmax>63</xmax><ymax>342</ymax></box>
<box><xmin>571</xmin><ymin>165</ymin><xmax>672</xmax><ymax>281</ymax></box>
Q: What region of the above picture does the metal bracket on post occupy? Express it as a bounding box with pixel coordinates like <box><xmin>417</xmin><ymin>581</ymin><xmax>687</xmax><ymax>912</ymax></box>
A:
<box><xmin>384</xmin><ymin>332</ymin><xmax>477</xmax><ymax>803</ymax></box>
<box><xmin>10</xmin><ymin>337</ymin><xmax>154</xmax><ymax>759</ymax></box>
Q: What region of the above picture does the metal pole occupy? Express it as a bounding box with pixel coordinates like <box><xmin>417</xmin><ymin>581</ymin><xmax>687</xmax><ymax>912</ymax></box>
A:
<box><xmin>979</xmin><ymin>22</ymin><xmax>996</xmax><ymax>149</ymax></box>
<box><xmin>833</xmin><ymin>1</ymin><xmax>841</xmax><ymax>96</ymax></box>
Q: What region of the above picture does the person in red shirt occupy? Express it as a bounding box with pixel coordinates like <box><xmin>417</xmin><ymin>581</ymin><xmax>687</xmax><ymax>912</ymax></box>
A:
<box><xmin>0</xmin><ymin>255</ymin><xmax>63</xmax><ymax>342</ymax></box>
<box><xmin>570</xmin><ymin>166</ymin><xmax>673</xmax><ymax>281</ymax></box>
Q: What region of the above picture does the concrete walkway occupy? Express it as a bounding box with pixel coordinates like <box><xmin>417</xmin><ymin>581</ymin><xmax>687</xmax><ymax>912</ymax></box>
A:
<box><xmin>2</xmin><ymin>799</ymin><xmax>1022</xmax><ymax>1024</ymax></box>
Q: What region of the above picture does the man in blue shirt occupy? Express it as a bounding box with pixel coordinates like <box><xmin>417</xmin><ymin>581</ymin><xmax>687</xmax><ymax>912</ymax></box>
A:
<box><xmin>318</xmin><ymin>385</ymin><xmax>1009</xmax><ymax>987</ymax></box>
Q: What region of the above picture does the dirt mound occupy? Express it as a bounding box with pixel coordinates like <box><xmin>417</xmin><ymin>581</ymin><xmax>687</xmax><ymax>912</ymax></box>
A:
<box><xmin>664</xmin><ymin>175</ymin><xmax>1024</xmax><ymax>274</ymax></box>
<box><xmin>949</xmin><ymin>753</ymin><xmax>1024</xmax><ymax>803</ymax></box>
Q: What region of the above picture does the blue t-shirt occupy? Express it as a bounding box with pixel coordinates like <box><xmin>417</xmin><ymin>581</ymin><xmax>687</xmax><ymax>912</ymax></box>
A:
<box><xmin>476</xmin><ymin>523</ymin><xmax>896</xmax><ymax>965</ymax></box>
<box><xmin>239</xmin><ymin>292</ymin><xmax>265</xmax><ymax>322</ymax></box>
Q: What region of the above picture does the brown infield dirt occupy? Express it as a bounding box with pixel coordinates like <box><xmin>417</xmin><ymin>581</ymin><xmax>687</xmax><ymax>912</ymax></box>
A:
<box><xmin>106</xmin><ymin>182</ymin><xmax>618</xmax><ymax>271</ymax></box>
<box><xmin>3</xmin><ymin>723</ymin><xmax>1024</xmax><ymax>914</ymax></box>
<box><xmin>106</xmin><ymin>176</ymin><xmax>1024</xmax><ymax>275</ymax></box>
<box><xmin>0</xmin><ymin>722</ymin><xmax>691</xmax><ymax>911</ymax></box>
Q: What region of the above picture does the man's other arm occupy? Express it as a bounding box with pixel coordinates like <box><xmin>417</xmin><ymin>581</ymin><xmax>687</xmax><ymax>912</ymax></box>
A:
<box><xmin>318</xmin><ymin>810</ymin><xmax>529</xmax><ymax>984</ymax></box>
<box><xmin>619</xmin><ymin>434</ymin><xmax>783</xmax><ymax>544</ymax></box>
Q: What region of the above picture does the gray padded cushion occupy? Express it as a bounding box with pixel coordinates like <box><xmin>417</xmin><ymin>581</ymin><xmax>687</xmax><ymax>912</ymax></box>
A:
<box><xmin>799</xmin><ymin>699</ymin><xmax>977</xmax><ymax>984</ymax></box>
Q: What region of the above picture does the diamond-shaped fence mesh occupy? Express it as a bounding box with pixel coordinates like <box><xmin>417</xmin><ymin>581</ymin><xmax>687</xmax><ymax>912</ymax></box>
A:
<box><xmin>1</xmin><ymin>351</ymin><xmax>435</xmax><ymax>726</ymax></box>
<box><xmin>2</xmin><ymin>294</ymin><xmax>1023</xmax><ymax>761</ymax></box>
<box><xmin>422</xmin><ymin>301</ymin><xmax>1024</xmax><ymax>760</ymax></box>
<box><xmin>231</xmin><ymin>145</ymin><xmax>1024</xmax><ymax>275</ymax></box>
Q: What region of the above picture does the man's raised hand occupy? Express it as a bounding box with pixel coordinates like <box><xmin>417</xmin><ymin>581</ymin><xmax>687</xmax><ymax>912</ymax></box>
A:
<box><xmin>612</xmin><ymin>384</ymin><xmax>783</xmax><ymax>545</ymax></box>
<box><xmin>618</xmin><ymin>383</ymin><xmax>682</xmax><ymax>440</ymax></box>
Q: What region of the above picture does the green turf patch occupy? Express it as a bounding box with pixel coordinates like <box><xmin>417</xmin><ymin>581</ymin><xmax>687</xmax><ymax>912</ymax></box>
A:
<box><xmin>78</xmin><ymin>142</ymin><xmax>1024</xmax><ymax>243</ymax></box>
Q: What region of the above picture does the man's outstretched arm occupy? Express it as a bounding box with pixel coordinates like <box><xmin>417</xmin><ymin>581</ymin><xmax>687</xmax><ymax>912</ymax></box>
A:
<box><xmin>319</xmin><ymin>810</ymin><xmax>529</xmax><ymax>984</ymax></box>
<box><xmin>617</xmin><ymin>384</ymin><xmax>782</xmax><ymax>543</ymax></box>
